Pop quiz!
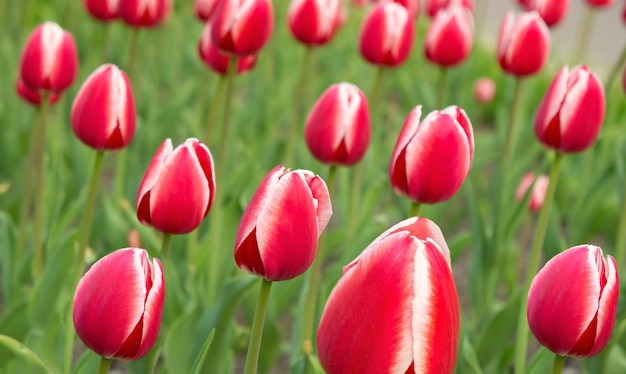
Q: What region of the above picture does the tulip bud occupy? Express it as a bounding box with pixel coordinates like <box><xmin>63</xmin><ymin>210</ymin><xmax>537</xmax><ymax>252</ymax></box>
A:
<box><xmin>84</xmin><ymin>0</ymin><xmax>119</xmax><ymax>21</ymax></box>
<box><xmin>317</xmin><ymin>217</ymin><xmax>459</xmax><ymax>373</ymax></box>
<box><xmin>426</xmin><ymin>0</ymin><xmax>474</xmax><ymax>17</ymax></box>
<box><xmin>73</xmin><ymin>248</ymin><xmax>164</xmax><ymax>360</ymax></box>
<box><xmin>497</xmin><ymin>11</ymin><xmax>550</xmax><ymax>77</ymax></box>
<box><xmin>534</xmin><ymin>65</ymin><xmax>605</xmax><ymax>153</ymax></box>
<box><xmin>585</xmin><ymin>0</ymin><xmax>615</xmax><ymax>7</ymax></box>
<box><xmin>287</xmin><ymin>0</ymin><xmax>344</xmax><ymax>46</ymax></box>
<box><xmin>389</xmin><ymin>105</ymin><xmax>474</xmax><ymax>204</ymax></box>
<box><xmin>71</xmin><ymin>64</ymin><xmax>136</xmax><ymax>151</ymax></box>
<box><xmin>517</xmin><ymin>0</ymin><xmax>569</xmax><ymax>27</ymax></box>
<box><xmin>16</xmin><ymin>78</ymin><xmax>61</xmax><ymax>107</ymax></box>
<box><xmin>424</xmin><ymin>3</ymin><xmax>474</xmax><ymax>67</ymax></box>
<box><xmin>199</xmin><ymin>22</ymin><xmax>257</xmax><ymax>75</ymax></box>
<box><xmin>304</xmin><ymin>83</ymin><xmax>371</xmax><ymax>166</ymax></box>
<box><xmin>473</xmin><ymin>77</ymin><xmax>496</xmax><ymax>103</ymax></box>
<box><xmin>211</xmin><ymin>0</ymin><xmax>274</xmax><ymax>57</ymax></box>
<box><xmin>234</xmin><ymin>166</ymin><xmax>332</xmax><ymax>281</ymax></box>
<box><xmin>19</xmin><ymin>21</ymin><xmax>78</xmax><ymax>93</ymax></box>
<box><xmin>359</xmin><ymin>2</ymin><xmax>414</xmax><ymax>67</ymax></box>
<box><xmin>118</xmin><ymin>0</ymin><xmax>170</xmax><ymax>27</ymax></box>
<box><xmin>515</xmin><ymin>172</ymin><xmax>549</xmax><ymax>212</ymax></box>
<box><xmin>136</xmin><ymin>138</ymin><xmax>216</xmax><ymax>235</ymax></box>
<box><xmin>393</xmin><ymin>0</ymin><xmax>420</xmax><ymax>18</ymax></box>
<box><xmin>528</xmin><ymin>245</ymin><xmax>618</xmax><ymax>357</ymax></box>
<box><xmin>194</xmin><ymin>0</ymin><xmax>219</xmax><ymax>21</ymax></box>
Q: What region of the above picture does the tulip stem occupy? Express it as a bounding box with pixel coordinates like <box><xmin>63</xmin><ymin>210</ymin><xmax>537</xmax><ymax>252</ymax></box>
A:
<box><xmin>437</xmin><ymin>67</ymin><xmax>448</xmax><ymax>109</ymax></box>
<box><xmin>97</xmin><ymin>357</ymin><xmax>112</xmax><ymax>374</ymax></box>
<box><xmin>284</xmin><ymin>46</ymin><xmax>313</xmax><ymax>167</ymax></box>
<box><xmin>551</xmin><ymin>355</ymin><xmax>566</xmax><ymax>374</ymax></box>
<box><xmin>77</xmin><ymin>151</ymin><xmax>106</xmax><ymax>259</ymax></box>
<box><xmin>409</xmin><ymin>202</ymin><xmax>421</xmax><ymax>217</ymax></box>
<box><xmin>160</xmin><ymin>233</ymin><xmax>172</xmax><ymax>259</ymax></box>
<box><xmin>32</xmin><ymin>93</ymin><xmax>50</xmax><ymax>279</ymax></box>
<box><xmin>513</xmin><ymin>151</ymin><xmax>563</xmax><ymax>374</ymax></box>
<box><xmin>604</xmin><ymin>41</ymin><xmax>626</xmax><ymax>93</ymax></box>
<box><xmin>614</xmin><ymin>162</ymin><xmax>626</xmax><ymax>267</ymax></box>
<box><xmin>300</xmin><ymin>165</ymin><xmax>337</xmax><ymax>354</ymax></box>
<box><xmin>244</xmin><ymin>279</ymin><xmax>273</xmax><ymax>374</ymax></box>
<box><xmin>575</xmin><ymin>7</ymin><xmax>595</xmax><ymax>64</ymax></box>
<box><xmin>203</xmin><ymin>74</ymin><xmax>226</xmax><ymax>146</ymax></box>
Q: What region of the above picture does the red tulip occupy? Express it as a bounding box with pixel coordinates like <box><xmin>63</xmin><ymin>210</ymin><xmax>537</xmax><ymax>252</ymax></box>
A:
<box><xmin>287</xmin><ymin>0</ymin><xmax>344</xmax><ymax>46</ymax></box>
<box><xmin>317</xmin><ymin>217</ymin><xmax>459</xmax><ymax>373</ymax></box>
<box><xmin>234</xmin><ymin>166</ymin><xmax>332</xmax><ymax>281</ymax></box>
<box><xmin>84</xmin><ymin>0</ymin><xmax>119</xmax><ymax>21</ymax></box>
<box><xmin>515</xmin><ymin>172</ymin><xmax>549</xmax><ymax>212</ymax></box>
<box><xmin>497</xmin><ymin>11</ymin><xmax>550</xmax><ymax>77</ymax></box>
<box><xmin>517</xmin><ymin>0</ymin><xmax>569</xmax><ymax>27</ymax></box>
<box><xmin>585</xmin><ymin>0</ymin><xmax>615</xmax><ymax>7</ymax></box>
<box><xmin>16</xmin><ymin>78</ymin><xmax>61</xmax><ymax>107</ymax></box>
<box><xmin>304</xmin><ymin>83</ymin><xmax>371</xmax><ymax>166</ymax></box>
<box><xmin>136</xmin><ymin>138</ymin><xmax>216</xmax><ymax>235</ymax></box>
<box><xmin>359</xmin><ymin>1</ymin><xmax>414</xmax><ymax>67</ymax></box>
<box><xmin>194</xmin><ymin>0</ymin><xmax>219</xmax><ymax>21</ymax></box>
<box><xmin>73</xmin><ymin>248</ymin><xmax>164</xmax><ymax>360</ymax></box>
<box><xmin>19</xmin><ymin>21</ymin><xmax>78</xmax><ymax>93</ymax></box>
<box><xmin>199</xmin><ymin>22</ymin><xmax>257</xmax><ymax>75</ymax></box>
<box><xmin>528</xmin><ymin>245</ymin><xmax>618</xmax><ymax>357</ymax></box>
<box><xmin>473</xmin><ymin>77</ymin><xmax>496</xmax><ymax>103</ymax></box>
<box><xmin>424</xmin><ymin>3</ymin><xmax>474</xmax><ymax>67</ymax></box>
<box><xmin>118</xmin><ymin>0</ymin><xmax>170</xmax><ymax>27</ymax></box>
<box><xmin>426</xmin><ymin>0</ymin><xmax>473</xmax><ymax>17</ymax></box>
<box><xmin>211</xmin><ymin>0</ymin><xmax>274</xmax><ymax>57</ymax></box>
<box><xmin>389</xmin><ymin>105</ymin><xmax>474</xmax><ymax>204</ymax></box>
<box><xmin>534</xmin><ymin>65</ymin><xmax>605</xmax><ymax>153</ymax></box>
<box><xmin>71</xmin><ymin>64</ymin><xmax>136</xmax><ymax>151</ymax></box>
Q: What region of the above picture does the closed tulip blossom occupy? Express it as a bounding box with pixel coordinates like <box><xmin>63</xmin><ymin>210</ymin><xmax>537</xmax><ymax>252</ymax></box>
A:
<box><xmin>199</xmin><ymin>22</ymin><xmax>257</xmax><ymax>75</ymax></box>
<box><xmin>585</xmin><ymin>0</ymin><xmax>615</xmax><ymax>7</ymax></box>
<box><xmin>527</xmin><ymin>245</ymin><xmax>618</xmax><ymax>357</ymax></box>
<box><xmin>287</xmin><ymin>0</ymin><xmax>343</xmax><ymax>46</ymax></box>
<box><xmin>71</xmin><ymin>64</ymin><xmax>136</xmax><ymax>151</ymax></box>
<box><xmin>211</xmin><ymin>0</ymin><xmax>274</xmax><ymax>57</ymax></box>
<box><xmin>359</xmin><ymin>1</ymin><xmax>414</xmax><ymax>67</ymax></box>
<box><xmin>534</xmin><ymin>65</ymin><xmax>605</xmax><ymax>153</ymax></box>
<box><xmin>234</xmin><ymin>166</ymin><xmax>332</xmax><ymax>281</ymax></box>
<box><xmin>426</xmin><ymin>0</ymin><xmax>473</xmax><ymax>17</ymax></box>
<box><xmin>497</xmin><ymin>11</ymin><xmax>550</xmax><ymax>77</ymax></box>
<box><xmin>19</xmin><ymin>21</ymin><xmax>78</xmax><ymax>94</ymax></box>
<box><xmin>515</xmin><ymin>172</ymin><xmax>549</xmax><ymax>212</ymax></box>
<box><xmin>136</xmin><ymin>138</ymin><xmax>216</xmax><ymax>235</ymax></box>
<box><xmin>118</xmin><ymin>0</ymin><xmax>170</xmax><ymax>27</ymax></box>
<box><xmin>473</xmin><ymin>77</ymin><xmax>496</xmax><ymax>103</ymax></box>
<box><xmin>84</xmin><ymin>0</ymin><xmax>119</xmax><ymax>21</ymax></box>
<box><xmin>389</xmin><ymin>105</ymin><xmax>474</xmax><ymax>204</ymax></box>
<box><xmin>424</xmin><ymin>3</ymin><xmax>474</xmax><ymax>67</ymax></box>
<box><xmin>517</xmin><ymin>0</ymin><xmax>569</xmax><ymax>27</ymax></box>
<box><xmin>194</xmin><ymin>0</ymin><xmax>219</xmax><ymax>21</ymax></box>
<box><xmin>16</xmin><ymin>78</ymin><xmax>61</xmax><ymax>107</ymax></box>
<box><xmin>317</xmin><ymin>217</ymin><xmax>460</xmax><ymax>373</ymax></box>
<box><xmin>304</xmin><ymin>83</ymin><xmax>371</xmax><ymax>166</ymax></box>
<box><xmin>73</xmin><ymin>248</ymin><xmax>164</xmax><ymax>360</ymax></box>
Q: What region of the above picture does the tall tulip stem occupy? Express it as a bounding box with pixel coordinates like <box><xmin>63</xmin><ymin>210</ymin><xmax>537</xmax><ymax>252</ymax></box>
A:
<box><xmin>203</xmin><ymin>74</ymin><xmax>226</xmax><ymax>146</ymax></box>
<box><xmin>514</xmin><ymin>152</ymin><xmax>563</xmax><ymax>374</ymax></box>
<box><xmin>604</xmin><ymin>42</ymin><xmax>626</xmax><ymax>93</ymax></box>
<box><xmin>244</xmin><ymin>279</ymin><xmax>273</xmax><ymax>374</ymax></box>
<box><xmin>161</xmin><ymin>233</ymin><xmax>172</xmax><ymax>259</ymax></box>
<box><xmin>409</xmin><ymin>202</ymin><xmax>421</xmax><ymax>217</ymax></box>
<box><xmin>285</xmin><ymin>46</ymin><xmax>313</xmax><ymax>167</ymax></box>
<box><xmin>437</xmin><ymin>67</ymin><xmax>448</xmax><ymax>108</ymax></box>
<box><xmin>98</xmin><ymin>357</ymin><xmax>112</xmax><ymax>374</ymax></box>
<box><xmin>614</xmin><ymin>172</ymin><xmax>626</xmax><ymax>267</ymax></box>
<box><xmin>575</xmin><ymin>7</ymin><xmax>595</xmax><ymax>64</ymax></box>
<box><xmin>32</xmin><ymin>93</ymin><xmax>50</xmax><ymax>279</ymax></box>
<box><xmin>300</xmin><ymin>165</ymin><xmax>337</xmax><ymax>354</ymax></box>
<box><xmin>551</xmin><ymin>355</ymin><xmax>566</xmax><ymax>374</ymax></box>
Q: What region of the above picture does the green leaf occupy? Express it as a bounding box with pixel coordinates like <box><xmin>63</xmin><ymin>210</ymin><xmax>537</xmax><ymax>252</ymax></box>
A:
<box><xmin>291</xmin><ymin>354</ymin><xmax>325</xmax><ymax>374</ymax></box>
<box><xmin>0</xmin><ymin>334</ymin><xmax>54</xmax><ymax>374</ymax></box>
<box><xmin>461</xmin><ymin>334</ymin><xmax>484</xmax><ymax>374</ymax></box>
<box><xmin>475</xmin><ymin>292</ymin><xmax>520</xmax><ymax>370</ymax></box>
<box><xmin>526</xmin><ymin>347</ymin><xmax>552</xmax><ymax>374</ymax></box>
<box><xmin>72</xmin><ymin>350</ymin><xmax>100</xmax><ymax>374</ymax></box>
<box><xmin>191</xmin><ymin>329</ymin><xmax>215</xmax><ymax>374</ymax></box>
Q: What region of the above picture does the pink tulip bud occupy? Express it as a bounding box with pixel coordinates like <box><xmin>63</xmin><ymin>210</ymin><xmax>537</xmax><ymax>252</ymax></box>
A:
<box><xmin>424</xmin><ymin>3</ymin><xmax>474</xmax><ymax>67</ymax></box>
<box><xmin>136</xmin><ymin>138</ymin><xmax>216</xmax><ymax>235</ymax></box>
<box><xmin>287</xmin><ymin>0</ymin><xmax>344</xmax><ymax>46</ymax></box>
<box><xmin>84</xmin><ymin>0</ymin><xmax>119</xmax><ymax>21</ymax></box>
<box><xmin>515</xmin><ymin>172</ymin><xmax>549</xmax><ymax>212</ymax></box>
<box><xmin>73</xmin><ymin>248</ymin><xmax>164</xmax><ymax>360</ymax></box>
<box><xmin>389</xmin><ymin>105</ymin><xmax>474</xmax><ymax>204</ymax></box>
<box><xmin>497</xmin><ymin>11</ymin><xmax>550</xmax><ymax>77</ymax></box>
<box><xmin>317</xmin><ymin>217</ymin><xmax>459</xmax><ymax>373</ymax></box>
<box><xmin>194</xmin><ymin>0</ymin><xmax>219</xmax><ymax>21</ymax></box>
<box><xmin>234</xmin><ymin>166</ymin><xmax>332</xmax><ymax>281</ymax></box>
<box><xmin>426</xmin><ymin>0</ymin><xmax>474</xmax><ymax>17</ymax></box>
<box><xmin>19</xmin><ymin>21</ymin><xmax>78</xmax><ymax>93</ymax></box>
<box><xmin>15</xmin><ymin>78</ymin><xmax>62</xmax><ymax>107</ymax></box>
<box><xmin>118</xmin><ymin>0</ymin><xmax>170</xmax><ymax>27</ymax></box>
<box><xmin>534</xmin><ymin>65</ymin><xmax>605</xmax><ymax>153</ymax></box>
<box><xmin>304</xmin><ymin>83</ymin><xmax>371</xmax><ymax>166</ymax></box>
<box><xmin>359</xmin><ymin>2</ymin><xmax>414</xmax><ymax>67</ymax></box>
<box><xmin>528</xmin><ymin>245</ymin><xmax>618</xmax><ymax>357</ymax></box>
<box><xmin>199</xmin><ymin>22</ymin><xmax>257</xmax><ymax>75</ymax></box>
<box><xmin>586</xmin><ymin>0</ymin><xmax>615</xmax><ymax>7</ymax></box>
<box><xmin>517</xmin><ymin>0</ymin><xmax>569</xmax><ymax>27</ymax></box>
<box><xmin>473</xmin><ymin>77</ymin><xmax>496</xmax><ymax>103</ymax></box>
<box><xmin>211</xmin><ymin>0</ymin><xmax>274</xmax><ymax>57</ymax></box>
<box><xmin>71</xmin><ymin>64</ymin><xmax>136</xmax><ymax>151</ymax></box>
<box><xmin>392</xmin><ymin>0</ymin><xmax>420</xmax><ymax>18</ymax></box>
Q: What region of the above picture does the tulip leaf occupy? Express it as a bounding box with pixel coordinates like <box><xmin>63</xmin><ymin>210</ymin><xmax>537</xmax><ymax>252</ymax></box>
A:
<box><xmin>0</xmin><ymin>302</ymin><xmax>30</xmax><ymax>367</ymax></box>
<box><xmin>69</xmin><ymin>349</ymin><xmax>99</xmax><ymax>374</ymax></box>
<box><xmin>461</xmin><ymin>334</ymin><xmax>484</xmax><ymax>374</ymax></box>
<box><xmin>291</xmin><ymin>353</ymin><xmax>325</xmax><ymax>374</ymax></box>
<box><xmin>190</xmin><ymin>328</ymin><xmax>215</xmax><ymax>374</ymax></box>
<box><xmin>475</xmin><ymin>292</ymin><xmax>520</xmax><ymax>369</ymax></box>
<box><xmin>0</xmin><ymin>334</ymin><xmax>54</xmax><ymax>374</ymax></box>
<box><xmin>526</xmin><ymin>347</ymin><xmax>552</xmax><ymax>374</ymax></box>
<box><xmin>605</xmin><ymin>344</ymin><xmax>626</xmax><ymax>374</ymax></box>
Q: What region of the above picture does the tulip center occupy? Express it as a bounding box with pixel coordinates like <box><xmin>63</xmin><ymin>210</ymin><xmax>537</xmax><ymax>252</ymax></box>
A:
<box><xmin>567</xmin><ymin>314</ymin><xmax>598</xmax><ymax>357</ymax></box>
<box><xmin>235</xmin><ymin>228</ymin><xmax>266</xmax><ymax>276</ymax></box>
<box><xmin>543</xmin><ymin>113</ymin><xmax>562</xmax><ymax>148</ymax></box>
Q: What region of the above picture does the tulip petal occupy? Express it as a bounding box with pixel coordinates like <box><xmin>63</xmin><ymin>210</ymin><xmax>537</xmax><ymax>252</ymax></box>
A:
<box><xmin>298</xmin><ymin>170</ymin><xmax>332</xmax><ymax>233</ymax></box>
<box><xmin>589</xmin><ymin>255</ymin><xmax>618</xmax><ymax>357</ymax></box>
<box><xmin>136</xmin><ymin>139</ymin><xmax>173</xmax><ymax>225</ymax></box>
<box><xmin>134</xmin><ymin>257</ymin><xmax>164</xmax><ymax>359</ymax></box>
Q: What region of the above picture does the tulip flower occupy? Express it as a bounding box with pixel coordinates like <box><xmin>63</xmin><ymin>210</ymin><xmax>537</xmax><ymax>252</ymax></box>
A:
<box><xmin>84</xmin><ymin>0</ymin><xmax>119</xmax><ymax>21</ymax></box>
<box><xmin>73</xmin><ymin>248</ymin><xmax>164</xmax><ymax>361</ymax></box>
<box><xmin>527</xmin><ymin>245</ymin><xmax>618</xmax><ymax>357</ymax></box>
<box><xmin>515</xmin><ymin>172</ymin><xmax>549</xmax><ymax>212</ymax></box>
<box><xmin>534</xmin><ymin>65</ymin><xmax>605</xmax><ymax>153</ymax></box>
<box><xmin>71</xmin><ymin>64</ymin><xmax>136</xmax><ymax>151</ymax></box>
<box><xmin>194</xmin><ymin>0</ymin><xmax>219</xmax><ymax>21</ymax></box>
<box><xmin>517</xmin><ymin>0</ymin><xmax>569</xmax><ymax>27</ymax></box>
<box><xmin>304</xmin><ymin>83</ymin><xmax>371</xmax><ymax>166</ymax></box>
<box><xmin>359</xmin><ymin>1</ymin><xmax>414</xmax><ymax>67</ymax></box>
<box><xmin>136</xmin><ymin>138</ymin><xmax>216</xmax><ymax>235</ymax></box>
<box><xmin>426</xmin><ymin>0</ymin><xmax>474</xmax><ymax>17</ymax></box>
<box><xmin>199</xmin><ymin>22</ymin><xmax>258</xmax><ymax>75</ymax></box>
<box><xmin>15</xmin><ymin>78</ymin><xmax>61</xmax><ymax>107</ymax></box>
<box><xmin>118</xmin><ymin>0</ymin><xmax>170</xmax><ymax>27</ymax></box>
<box><xmin>287</xmin><ymin>0</ymin><xmax>344</xmax><ymax>46</ymax></box>
<box><xmin>389</xmin><ymin>105</ymin><xmax>474</xmax><ymax>205</ymax></box>
<box><xmin>234</xmin><ymin>165</ymin><xmax>332</xmax><ymax>281</ymax></box>
<box><xmin>473</xmin><ymin>77</ymin><xmax>496</xmax><ymax>103</ymax></box>
<box><xmin>317</xmin><ymin>217</ymin><xmax>459</xmax><ymax>373</ymax></box>
<box><xmin>424</xmin><ymin>3</ymin><xmax>474</xmax><ymax>67</ymax></box>
<box><xmin>19</xmin><ymin>21</ymin><xmax>78</xmax><ymax>93</ymax></box>
<box><xmin>211</xmin><ymin>0</ymin><xmax>274</xmax><ymax>57</ymax></box>
<box><xmin>497</xmin><ymin>11</ymin><xmax>550</xmax><ymax>77</ymax></box>
<box><xmin>585</xmin><ymin>0</ymin><xmax>615</xmax><ymax>7</ymax></box>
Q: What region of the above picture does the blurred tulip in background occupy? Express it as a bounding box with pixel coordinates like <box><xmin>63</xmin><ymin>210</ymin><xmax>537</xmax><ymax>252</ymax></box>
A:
<box><xmin>199</xmin><ymin>22</ymin><xmax>257</xmax><ymax>75</ymax></box>
<box><xmin>287</xmin><ymin>0</ymin><xmax>344</xmax><ymax>46</ymax></box>
<box><xmin>84</xmin><ymin>0</ymin><xmax>119</xmax><ymax>21</ymax></box>
<box><xmin>194</xmin><ymin>0</ymin><xmax>219</xmax><ymax>21</ymax></box>
<box><xmin>515</xmin><ymin>172</ymin><xmax>549</xmax><ymax>212</ymax></box>
<box><xmin>211</xmin><ymin>0</ymin><xmax>274</xmax><ymax>56</ymax></box>
<box><xmin>516</xmin><ymin>0</ymin><xmax>569</xmax><ymax>27</ymax></box>
<box><xmin>473</xmin><ymin>77</ymin><xmax>496</xmax><ymax>103</ymax></box>
<box><xmin>118</xmin><ymin>0</ymin><xmax>171</xmax><ymax>27</ymax></box>
<box><xmin>424</xmin><ymin>3</ymin><xmax>474</xmax><ymax>67</ymax></box>
<box><xmin>497</xmin><ymin>11</ymin><xmax>550</xmax><ymax>76</ymax></box>
<box><xmin>425</xmin><ymin>0</ymin><xmax>474</xmax><ymax>17</ymax></box>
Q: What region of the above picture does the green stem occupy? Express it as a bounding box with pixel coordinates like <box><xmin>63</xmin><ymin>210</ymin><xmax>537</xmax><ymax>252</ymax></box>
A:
<box><xmin>409</xmin><ymin>202</ymin><xmax>421</xmax><ymax>217</ymax></box>
<box><xmin>604</xmin><ymin>42</ymin><xmax>626</xmax><ymax>93</ymax></box>
<box><xmin>369</xmin><ymin>66</ymin><xmax>385</xmax><ymax>106</ymax></box>
<box><xmin>437</xmin><ymin>67</ymin><xmax>448</xmax><ymax>109</ymax></box>
<box><xmin>161</xmin><ymin>233</ymin><xmax>172</xmax><ymax>259</ymax></box>
<box><xmin>551</xmin><ymin>355</ymin><xmax>566</xmax><ymax>374</ymax></box>
<box><xmin>514</xmin><ymin>152</ymin><xmax>563</xmax><ymax>374</ymax></box>
<box><xmin>244</xmin><ymin>279</ymin><xmax>273</xmax><ymax>374</ymax></box>
<box><xmin>575</xmin><ymin>7</ymin><xmax>595</xmax><ymax>64</ymax></box>
<box><xmin>284</xmin><ymin>46</ymin><xmax>314</xmax><ymax>167</ymax></box>
<box><xmin>216</xmin><ymin>57</ymin><xmax>237</xmax><ymax>190</ymax></box>
<box><xmin>101</xmin><ymin>23</ymin><xmax>110</xmax><ymax>63</ymax></box>
<box><xmin>98</xmin><ymin>357</ymin><xmax>112</xmax><ymax>374</ymax></box>
<box><xmin>614</xmin><ymin>174</ymin><xmax>626</xmax><ymax>267</ymax></box>
<box><xmin>300</xmin><ymin>165</ymin><xmax>337</xmax><ymax>354</ymax></box>
<box><xmin>203</xmin><ymin>74</ymin><xmax>226</xmax><ymax>146</ymax></box>
<box><xmin>32</xmin><ymin>93</ymin><xmax>50</xmax><ymax>279</ymax></box>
